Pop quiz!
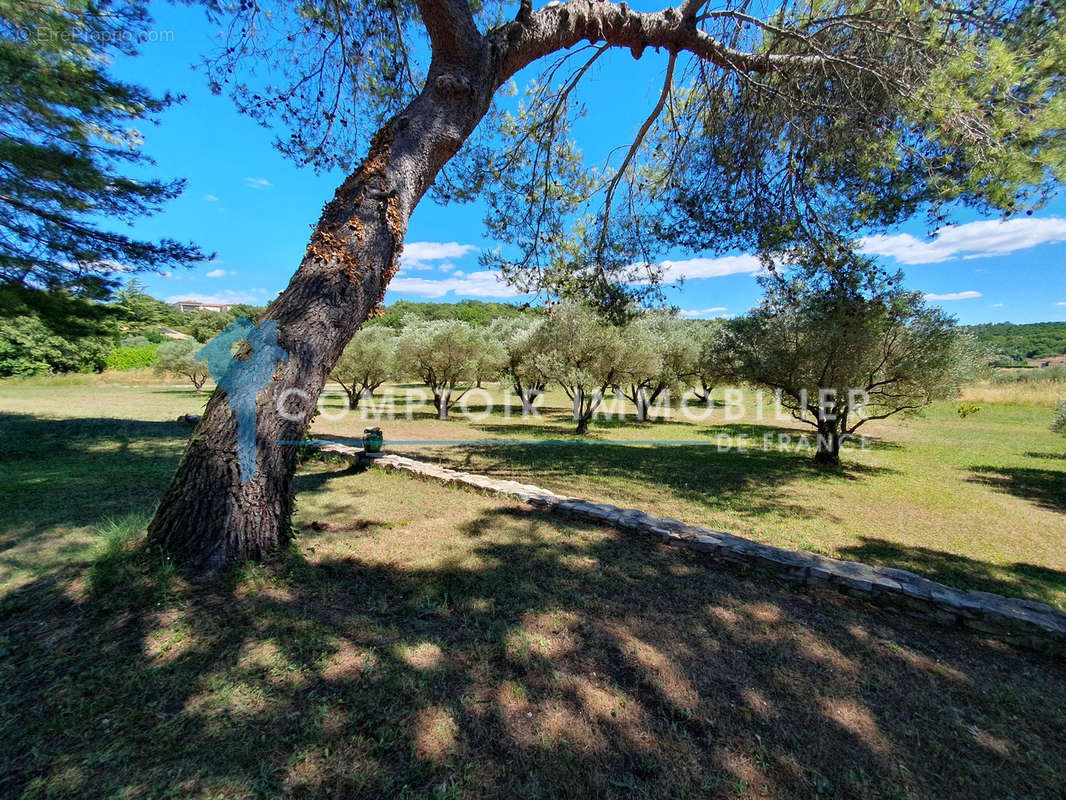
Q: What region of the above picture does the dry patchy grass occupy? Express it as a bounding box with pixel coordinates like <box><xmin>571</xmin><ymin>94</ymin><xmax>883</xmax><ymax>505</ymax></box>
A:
<box><xmin>2</xmin><ymin>379</ymin><xmax>1065</xmax><ymax>608</ymax></box>
<box><xmin>1</xmin><ymin>464</ymin><xmax>1064</xmax><ymax>798</ymax></box>
<box><xmin>1</xmin><ymin>379</ymin><xmax>1065</xmax><ymax>797</ymax></box>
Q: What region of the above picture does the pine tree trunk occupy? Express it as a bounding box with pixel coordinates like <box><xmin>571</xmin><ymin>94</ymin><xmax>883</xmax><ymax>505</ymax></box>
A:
<box><xmin>148</xmin><ymin>65</ymin><xmax>494</xmax><ymax>573</ymax></box>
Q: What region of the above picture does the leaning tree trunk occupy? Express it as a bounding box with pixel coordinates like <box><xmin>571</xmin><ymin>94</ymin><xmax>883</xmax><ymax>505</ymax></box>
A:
<box><xmin>147</xmin><ymin>0</ymin><xmax>724</xmax><ymax>572</ymax></box>
<box><xmin>148</xmin><ymin>61</ymin><xmax>494</xmax><ymax>573</ymax></box>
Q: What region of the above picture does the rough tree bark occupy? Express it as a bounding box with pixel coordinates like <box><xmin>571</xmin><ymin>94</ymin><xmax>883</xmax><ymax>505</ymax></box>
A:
<box><xmin>148</xmin><ymin>8</ymin><xmax>494</xmax><ymax>571</ymax></box>
<box><xmin>149</xmin><ymin>0</ymin><xmax>826</xmax><ymax>572</ymax></box>
<box><xmin>813</xmin><ymin>428</ymin><xmax>842</xmax><ymax>465</ymax></box>
<box><xmin>813</xmin><ymin>408</ymin><xmax>847</xmax><ymax>465</ymax></box>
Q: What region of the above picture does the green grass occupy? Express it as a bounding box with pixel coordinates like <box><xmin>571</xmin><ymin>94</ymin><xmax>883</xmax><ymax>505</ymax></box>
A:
<box><xmin>2</xmin><ymin>378</ymin><xmax>1065</xmax><ymax>607</ymax></box>
<box><xmin>309</xmin><ymin>382</ymin><xmax>1066</xmax><ymax>609</ymax></box>
<box><xmin>0</xmin><ymin>377</ymin><xmax>1065</xmax><ymax>797</ymax></box>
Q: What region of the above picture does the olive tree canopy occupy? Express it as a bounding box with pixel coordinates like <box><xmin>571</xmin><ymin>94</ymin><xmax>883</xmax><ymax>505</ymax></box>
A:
<box><xmin>727</xmin><ymin>254</ymin><xmax>982</xmax><ymax>465</ymax></box>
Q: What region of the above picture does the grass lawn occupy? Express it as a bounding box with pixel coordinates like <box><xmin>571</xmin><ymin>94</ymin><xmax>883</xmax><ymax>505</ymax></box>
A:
<box><xmin>0</xmin><ymin>377</ymin><xmax>1065</xmax><ymax>797</ymax></box>
<box><xmin>2</xmin><ymin>377</ymin><xmax>1066</xmax><ymax>607</ymax></box>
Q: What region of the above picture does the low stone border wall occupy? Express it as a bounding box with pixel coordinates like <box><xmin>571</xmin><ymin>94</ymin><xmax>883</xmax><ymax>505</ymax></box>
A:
<box><xmin>318</xmin><ymin>444</ymin><xmax>1066</xmax><ymax>654</ymax></box>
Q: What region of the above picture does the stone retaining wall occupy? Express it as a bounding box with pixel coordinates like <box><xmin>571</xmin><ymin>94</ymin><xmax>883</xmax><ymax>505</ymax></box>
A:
<box><xmin>317</xmin><ymin>444</ymin><xmax>1066</xmax><ymax>654</ymax></box>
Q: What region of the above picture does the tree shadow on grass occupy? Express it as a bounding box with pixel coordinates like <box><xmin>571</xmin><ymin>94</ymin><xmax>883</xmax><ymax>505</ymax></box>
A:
<box><xmin>402</xmin><ymin>423</ymin><xmax>897</xmax><ymax>521</ymax></box>
<box><xmin>965</xmin><ymin>464</ymin><xmax>1066</xmax><ymax>514</ymax></box>
<box><xmin>2</xmin><ymin>504</ymin><xmax>1065</xmax><ymax>799</ymax></box>
<box><xmin>1023</xmin><ymin>450</ymin><xmax>1066</xmax><ymax>461</ymax></box>
<box><xmin>0</xmin><ymin>414</ymin><xmax>187</xmax><ymax>578</ymax></box>
<box><xmin>838</xmin><ymin>536</ymin><xmax>1066</xmax><ymax>609</ymax></box>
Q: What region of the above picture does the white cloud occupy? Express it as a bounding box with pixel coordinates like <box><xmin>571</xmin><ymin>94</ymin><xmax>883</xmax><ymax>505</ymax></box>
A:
<box><xmin>165</xmin><ymin>289</ymin><xmax>271</xmax><ymax>305</ymax></box>
<box><xmin>64</xmin><ymin>258</ymin><xmax>133</xmax><ymax>274</ymax></box>
<box><xmin>860</xmin><ymin>217</ymin><xmax>1066</xmax><ymax>265</ymax></box>
<box><xmin>401</xmin><ymin>241</ymin><xmax>479</xmax><ymax>270</ymax></box>
<box><xmin>203</xmin><ymin>194</ymin><xmax>219</xmax><ymax>202</ymax></box>
<box><xmin>679</xmin><ymin>307</ymin><xmax>729</xmax><ymax>318</ymax></box>
<box><xmin>244</xmin><ymin>177</ymin><xmax>272</xmax><ymax>189</ymax></box>
<box><xmin>655</xmin><ymin>254</ymin><xmax>765</xmax><ymax>282</ymax></box>
<box><xmin>389</xmin><ymin>270</ymin><xmax>519</xmax><ymax>299</ymax></box>
<box><xmin>1057</xmin><ymin>301</ymin><xmax>1066</xmax><ymax>307</ymax></box>
<box><xmin>205</xmin><ymin>268</ymin><xmax>233</xmax><ymax>279</ymax></box>
<box><xmin>991</xmin><ymin>303</ymin><xmax>1004</xmax><ymax>308</ymax></box>
<box><xmin>923</xmin><ymin>290</ymin><xmax>982</xmax><ymax>301</ymax></box>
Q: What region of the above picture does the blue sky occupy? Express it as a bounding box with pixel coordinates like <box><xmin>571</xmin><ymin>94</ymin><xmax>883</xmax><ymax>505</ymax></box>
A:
<box><xmin>110</xmin><ymin>2</ymin><xmax>1066</xmax><ymax>325</ymax></box>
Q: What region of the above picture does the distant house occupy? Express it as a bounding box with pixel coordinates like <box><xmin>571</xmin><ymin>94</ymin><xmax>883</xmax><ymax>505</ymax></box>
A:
<box><xmin>175</xmin><ymin>300</ymin><xmax>233</xmax><ymax>313</ymax></box>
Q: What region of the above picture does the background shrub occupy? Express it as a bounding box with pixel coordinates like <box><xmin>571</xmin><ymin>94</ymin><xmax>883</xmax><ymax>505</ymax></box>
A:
<box><xmin>991</xmin><ymin>366</ymin><xmax>1066</xmax><ymax>384</ymax></box>
<box><xmin>1053</xmin><ymin>400</ymin><xmax>1066</xmax><ymax>437</ymax></box>
<box><xmin>105</xmin><ymin>344</ymin><xmax>159</xmax><ymax>371</ymax></box>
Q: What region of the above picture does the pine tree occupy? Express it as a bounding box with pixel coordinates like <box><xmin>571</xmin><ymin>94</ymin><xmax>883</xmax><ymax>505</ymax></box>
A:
<box><xmin>0</xmin><ymin>0</ymin><xmax>207</xmax><ymax>293</ymax></box>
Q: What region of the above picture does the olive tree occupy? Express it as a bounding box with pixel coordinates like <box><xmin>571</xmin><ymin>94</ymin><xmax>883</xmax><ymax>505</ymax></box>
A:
<box><xmin>155</xmin><ymin>339</ymin><xmax>210</xmax><ymax>391</ymax></box>
<box><xmin>620</xmin><ymin>312</ymin><xmax>696</xmax><ymax>421</ymax></box>
<box><xmin>531</xmin><ymin>302</ymin><xmax>639</xmax><ymax>434</ymax></box>
<box><xmin>728</xmin><ymin>255</ymin><xmax>979</xmax><ymax>465</ymax></box>
<box><xmin>690</xmin><ymin>319</ymin><xmax>733</xmax><ymax>405</ymax></box>
<box><xmin>148</xmin><ymin>0</ymin><xmax>1066</xmax><ymax>572</ymax></box>
<box><xmin>492</xmin><ymin>317</ymin><xmax>548</xmax><ymax>413</ymax></box>
<box><xmin>330</xmin><ymin>327</ymin><xmax>396</xmax><ymax>408</ymax></box>
<box><xmin>395</xmin><ymin>319</ymin><xmax>490</xmax><ymax>419</ymax></box>
<box><xmin>473</xmin><ymin>330</ymin><xmax>508</xmax><ymax>389</ymax></box>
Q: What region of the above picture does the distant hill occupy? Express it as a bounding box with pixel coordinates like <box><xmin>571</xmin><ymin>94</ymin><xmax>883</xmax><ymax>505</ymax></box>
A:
<box><xmin>962</xmin><ymin>321</ymin><xmax>1066</xmax><ymax>364</ymax></box>
<box><xmin>369</xmin><ymin>299</ymin><xmax>536</xmax><ymax>328</ymax></box>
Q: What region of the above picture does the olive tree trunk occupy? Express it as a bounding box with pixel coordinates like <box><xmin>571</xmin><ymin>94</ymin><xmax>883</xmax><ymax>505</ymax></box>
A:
<box><xmin>814</xmin><ymin>422</ymin><xmax>844</xmax><ymax>466</ymax></box>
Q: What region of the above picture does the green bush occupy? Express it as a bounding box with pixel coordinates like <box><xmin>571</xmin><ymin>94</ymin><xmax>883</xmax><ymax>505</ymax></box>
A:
<box><xmin>0</xmin><ymin>315</ymin><xmax>111</xmax><ymax>376</ymax></box>
<box><xmin>1053</xmin><ymin>400</ymin><xmax>1066</xmax><ymax>437</ymax></box>
<box><xmin>105</xmin><ymin>344</ymin><xmax>159</xmax><ymax>371</ymax></box>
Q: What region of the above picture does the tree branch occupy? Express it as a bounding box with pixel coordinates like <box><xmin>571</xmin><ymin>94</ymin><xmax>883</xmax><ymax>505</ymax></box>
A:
<box><xmin>492</xmin><ymin>0</ymin><xmax>826</xmax><ymax>87</ymax></box>
<box><xmin>415</xmin><ymin>0</ymin><xmax>481</xmax><ymax>63</ymax></box>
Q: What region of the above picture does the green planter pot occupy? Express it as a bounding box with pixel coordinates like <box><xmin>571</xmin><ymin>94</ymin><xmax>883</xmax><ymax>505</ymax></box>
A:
<box><xmin>362</xmin><ymin>427</ymin><xmax>383</xmax><ymax>453</ymax></box>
